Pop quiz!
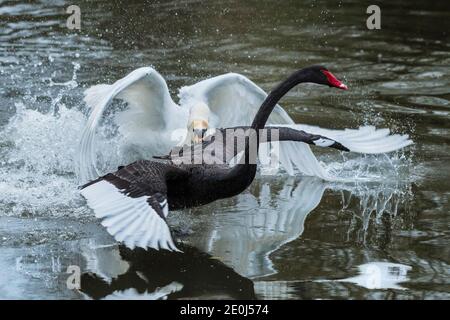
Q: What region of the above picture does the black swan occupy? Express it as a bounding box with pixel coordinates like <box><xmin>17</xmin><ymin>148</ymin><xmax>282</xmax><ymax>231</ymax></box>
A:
<box><xmin>79</xmin><ymin>66</ymin><xmax>412</xmax><ymax>182</ymax></box>
<box><xmin>80</xmin><ymin>66</ymin><xmax>349</xmax><ymax>251</ymax></box>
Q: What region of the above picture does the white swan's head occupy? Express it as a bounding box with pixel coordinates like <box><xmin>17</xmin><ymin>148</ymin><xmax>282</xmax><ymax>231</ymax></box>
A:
<box><xmin>187</xmin><ymin>102</ymin><xmax>211</xmax><ymax>143</ymax></box>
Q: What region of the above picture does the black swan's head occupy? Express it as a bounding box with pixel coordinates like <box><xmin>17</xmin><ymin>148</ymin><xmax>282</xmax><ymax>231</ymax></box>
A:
<box><xmin>304</xmin><ymin>65</ymin><xmax>348</xmax><ymax>90</ymax></box>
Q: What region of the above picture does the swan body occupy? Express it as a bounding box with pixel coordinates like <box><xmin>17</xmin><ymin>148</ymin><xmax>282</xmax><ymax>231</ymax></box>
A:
<box><xmin>78</xmin><ymin>67</ymin><xmax>413</xmax><ymax>183</ymax></box>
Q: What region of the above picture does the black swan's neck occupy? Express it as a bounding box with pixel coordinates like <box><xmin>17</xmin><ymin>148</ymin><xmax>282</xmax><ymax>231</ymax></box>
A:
<box><xmin>222</xmin><ymin>68</ymin><xmax>313</xmax><ymax>189</ymax></box>
<box><xmin>251</xmin><ymin>69</ymin><xmax>310</xmax><ymax>131</ymax></box>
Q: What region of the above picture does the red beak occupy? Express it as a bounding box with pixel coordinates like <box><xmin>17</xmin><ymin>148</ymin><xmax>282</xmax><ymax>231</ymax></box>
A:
<box><xmin>322</xmin><ymin>70</ymin><xmax>348</xmax><ymax>90</ymax></box>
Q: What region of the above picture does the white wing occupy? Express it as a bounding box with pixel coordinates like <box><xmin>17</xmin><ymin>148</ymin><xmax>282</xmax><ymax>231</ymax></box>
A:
<box><xmin>179</xmin><ymin>73</ymin><xmax>332</xmax><ymax>179</ymax></box>
<box><xmin>77</xmin><ymin>67</ymin><xmax>183</xmax><ymax>183</ymax></box>
<box><xmin>276</xmin><ymin>124</ymin><xmax>413</xmax><ymax>154</ymax></box>
<box><xmin>81</xmin><ymin>179</ymin><xmax>179</xmax><ymax>252</ymax></box>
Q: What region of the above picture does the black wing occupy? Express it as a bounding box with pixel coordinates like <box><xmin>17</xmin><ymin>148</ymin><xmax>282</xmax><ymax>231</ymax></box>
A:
<box><xmin>162</xmin><ymin>126</ymin><xmax>350</xmax><ymax>166</ymax></box>
<box><xmin>80</xmin><ymin>160</ymin><xmax>188</xmax><ymax>251</ymax></box>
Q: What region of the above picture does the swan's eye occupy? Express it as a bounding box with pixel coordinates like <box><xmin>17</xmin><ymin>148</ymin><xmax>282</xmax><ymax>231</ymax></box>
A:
<box><xmin>322</xmin><ymin>70</ymin><xmax>348</xmax><ymax>90</ymax></box>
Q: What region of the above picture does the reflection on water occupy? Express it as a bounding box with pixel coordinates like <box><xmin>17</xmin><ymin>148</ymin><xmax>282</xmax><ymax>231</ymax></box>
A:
<box><xmin>194</xmin><ymin>177</ymin><xmax>327</xmax><ymax>278</ymax></box>
<box><xmin>80</xmin><ymin>244</ymin><xmax>255</xmax><ymax>300</ymax></box>
<box><xmin>0</xmin><ymin>176</ymin><xmax>418</xmax><ymax>299</ymax></box>
<box><xmin>0</xmin><ymin>0</ymin><xmax>449</xmax><ymax>299</ymax></box>
<box><xmin>337</xmin><ymin>262</ymin><xmax>412</xmax><ymax>290</ymax></box>
<box><xmin>189</xmin><ymin>176</ymin><xmax>414</xmax><ymax>282</ymax></box>
<box><xmin>77</xmin><ymin>175</ymin><xmax>414</xmax><ymax>299</ymax></box>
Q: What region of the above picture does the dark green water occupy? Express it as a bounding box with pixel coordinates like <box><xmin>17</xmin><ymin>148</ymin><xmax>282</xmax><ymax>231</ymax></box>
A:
<box><xmin>0</xmin><ymin>0</ymin><xmax>449</xmax><ymax>299</ymax></box>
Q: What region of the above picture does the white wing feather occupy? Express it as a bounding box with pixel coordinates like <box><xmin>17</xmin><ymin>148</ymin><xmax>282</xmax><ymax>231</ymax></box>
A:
<box><xmin>80</xmin><ymin>180</ymin><xmax>179</xmax><ymax>252</ymax></box>
<box><xmin>276</xmin><ymin>124</ymin><xmax>414</xmax><ymax>154</ymax></box>
<box><xmin>77</xmin><ymin>67</ymin><xmax>182</xmax><ymax>183</ymax></box>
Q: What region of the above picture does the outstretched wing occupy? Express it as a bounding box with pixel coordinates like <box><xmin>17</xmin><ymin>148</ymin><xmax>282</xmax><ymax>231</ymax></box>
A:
<box><xmin>166</xmin><ymin>127</ymin><xmax>350</xmax><ymax>167</ymax></box>
<box><xmin>77</xmin><ymin>67</ymin><xmax>181</xmax><ymax>183</ymax></box>
<box><xmin>80</xmin><ymin>160</ymin><xmax>187</xmax><ymax>251</ymax></box>
<box><xmin>178</xmin><ymin>73</ymin><xmax>331</xmax><ymax>178</ymax></box>
<box><xmin>275</xmin><ymin>124</ymin><xmax>413</xmax><ymax>154</ymax></box>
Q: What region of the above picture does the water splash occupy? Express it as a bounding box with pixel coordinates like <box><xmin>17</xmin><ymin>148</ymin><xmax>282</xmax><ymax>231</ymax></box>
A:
<box><xmin>324</xmin><ymin>150</ymin><xmax>413</xmax><ymax>183</ymax></box>
<box><xmin>333</xmin><ymin>178</ymin><xmax>413</xmax><ymax>244</ymax></box>
<box><xmin>0</xmin><ymin>61</ymin><xmax>89</xmax><ymax>217</ymax></box>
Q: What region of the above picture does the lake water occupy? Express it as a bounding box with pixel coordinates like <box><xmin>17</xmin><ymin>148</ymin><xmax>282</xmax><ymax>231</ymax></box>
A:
<box><xmin>0</xmin><ymin>0</ymin><xmax>449</xmax><ymax>299</ymax></box>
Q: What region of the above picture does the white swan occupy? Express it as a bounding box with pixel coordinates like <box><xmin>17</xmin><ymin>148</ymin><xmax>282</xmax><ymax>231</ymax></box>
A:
<box><xmin>77</xmin><ymin>66</ymin><xmax>412</xmax><ymax>183</ymax></box>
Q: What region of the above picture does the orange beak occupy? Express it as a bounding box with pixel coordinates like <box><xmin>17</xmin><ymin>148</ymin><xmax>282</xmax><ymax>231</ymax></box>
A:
<box><xmin>191</xmin><ymin>119</ymin><xmax>209</xmax><ymax>143</ymax></box>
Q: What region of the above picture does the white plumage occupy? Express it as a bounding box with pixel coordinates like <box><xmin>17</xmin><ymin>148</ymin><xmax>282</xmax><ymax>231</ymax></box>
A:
<box><xmin>279</xmin><ymin>124</ymin><xmax>413</xmax><ymax>154</ymax></box>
